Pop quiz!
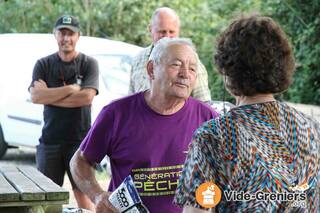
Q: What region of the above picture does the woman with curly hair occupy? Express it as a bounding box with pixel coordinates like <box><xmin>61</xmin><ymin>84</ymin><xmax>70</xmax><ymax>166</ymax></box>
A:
<box><xmin>174</xmin><ymin>14</ymin><xmax>320</xmax><ymax>212</ymax></box>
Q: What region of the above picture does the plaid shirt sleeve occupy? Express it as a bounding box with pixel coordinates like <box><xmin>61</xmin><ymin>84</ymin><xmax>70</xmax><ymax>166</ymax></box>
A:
<box><xmin>128</xmin><ymin>46</ymin><xmax>152</xmax><ymax>94</ymax></box>
<box><xmin>191</xmin><ymin>59</ymin><xmax>212</xmax><ymax>102</ymax></box>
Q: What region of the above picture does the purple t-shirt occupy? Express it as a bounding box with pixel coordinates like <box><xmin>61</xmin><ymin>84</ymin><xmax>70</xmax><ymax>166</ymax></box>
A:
<box><xmin>80</xmin><ymin>92</ymin><xmax>218</xmax><ymax>213</ymax></box>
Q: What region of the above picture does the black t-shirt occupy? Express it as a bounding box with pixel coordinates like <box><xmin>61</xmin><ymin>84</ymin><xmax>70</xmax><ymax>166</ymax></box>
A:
<box><xmin>30</xmin><ymin>52</ymin><xmax>99</xmax><ymax>145</ymax></box>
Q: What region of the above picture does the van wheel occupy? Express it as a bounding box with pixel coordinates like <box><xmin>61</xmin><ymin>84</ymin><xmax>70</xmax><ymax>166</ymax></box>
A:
<box><xmin>0</xmin><ymin>125</ymin><xmax>8</xmax><ymax>159</ymax></box>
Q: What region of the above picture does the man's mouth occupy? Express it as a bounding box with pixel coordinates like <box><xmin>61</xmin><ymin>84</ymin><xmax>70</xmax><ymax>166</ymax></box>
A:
<box><xmin>174</xmin><ymin>82</ymin><xmax>189</xmax><ymax>88</ymax></box>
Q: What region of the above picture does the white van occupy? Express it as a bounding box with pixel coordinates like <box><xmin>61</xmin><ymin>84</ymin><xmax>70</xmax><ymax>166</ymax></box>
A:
<box><xmin>0</xmin><ymin>33</ymin><xmax>142</xmax><ymax>158</ymax></box>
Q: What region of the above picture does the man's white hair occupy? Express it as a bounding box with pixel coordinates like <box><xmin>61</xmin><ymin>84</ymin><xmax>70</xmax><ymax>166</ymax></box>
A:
<box><xmin>149</xmin><ymin>37</ymin><xmax>197</xmax><ymax>65</ymax></box>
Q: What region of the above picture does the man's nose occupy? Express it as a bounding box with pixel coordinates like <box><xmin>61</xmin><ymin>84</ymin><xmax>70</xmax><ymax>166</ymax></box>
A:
<box><xmin>179</xmin><ymin>66</ymin><xmax>189</xmax><ymax>78</ymax></box>
<box><xmin>168</xmin><ymin>32</ymin><xmax>176</xmax><ymax>38</ymax></box>
<box><xmin>63</xmin><ymin>35</ymin><xmax>71</xmax><ymax>41</ymax></box>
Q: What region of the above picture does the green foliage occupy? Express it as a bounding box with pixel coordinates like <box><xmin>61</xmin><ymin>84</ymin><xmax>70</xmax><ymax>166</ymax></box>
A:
<box><xmin>261</xmin><ymin>0</ymin><xmax>320</xmax><ymax>105</ymax></box>
<box><xmin>0</xmin><ymin>0</ymin><xmax>319</xmax><ymax>104</ymax></box>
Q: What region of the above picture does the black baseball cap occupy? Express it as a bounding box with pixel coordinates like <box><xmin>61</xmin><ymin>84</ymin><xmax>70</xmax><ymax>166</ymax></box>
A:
<box><xmin>54</xmin><ymin>15</ymin><xmax>80</xmax><ymax>32</ymax></box>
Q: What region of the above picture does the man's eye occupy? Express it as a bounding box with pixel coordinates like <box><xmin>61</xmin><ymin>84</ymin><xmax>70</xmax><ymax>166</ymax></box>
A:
<box><xmin>190</xmin><ymin>68</ymin><xmax>196</xmax><ymax>72</ymax></box>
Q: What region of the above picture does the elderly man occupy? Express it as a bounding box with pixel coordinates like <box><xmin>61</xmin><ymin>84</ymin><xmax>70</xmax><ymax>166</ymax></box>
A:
<box><xmin>70</xmin><ymin>38</ymin><xmax>218</xmax><ymax>213</ymax></box>
<box><xmin>129</xmin><ymin>7</ymin><xmax>211</xmax><ymax>102</ymax></box>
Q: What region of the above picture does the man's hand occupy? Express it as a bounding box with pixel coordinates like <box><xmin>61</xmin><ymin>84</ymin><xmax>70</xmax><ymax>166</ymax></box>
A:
<box><xmin>33</xmin><ymin>79</ymin><xmax>48</xmax><ymax>89</ymax></box>
<box><xmin>69</xmin><ymin>83</ymin><xmax>81</xmax><ymax>93</ymax></box>
<box><xmin>95</xmin><ymin>191</ymin><xmax>119</xmax><ymax>213</ymax></box>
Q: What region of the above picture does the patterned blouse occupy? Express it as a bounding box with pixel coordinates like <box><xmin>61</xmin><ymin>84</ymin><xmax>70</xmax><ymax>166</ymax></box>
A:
<box><xmin>174</xmin><ymin>101</ymin><xmax>320</xmax><ymax>212</ymax></box>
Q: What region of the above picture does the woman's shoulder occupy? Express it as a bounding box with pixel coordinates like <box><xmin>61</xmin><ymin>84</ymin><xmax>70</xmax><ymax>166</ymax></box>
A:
<box><xmin>279</xmin><ymin>102</ymin><xmax>320</xmax><ymax>128</ymax></box>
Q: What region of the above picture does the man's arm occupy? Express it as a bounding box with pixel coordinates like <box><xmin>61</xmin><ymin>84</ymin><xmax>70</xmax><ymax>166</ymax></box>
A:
<box><xmin>30</xmin><ymin>79</ymin><xmax>80</xmax><ymax>105</ymax></box>
<box><xmin>51</xmin><ymin>88</ymin><xmax>97</xmax><ymax>108</ymax></box>
<box><xmin>70</xmin><ymin>149</ymin><xmax>116</xmax><ymax>213</ymax></box>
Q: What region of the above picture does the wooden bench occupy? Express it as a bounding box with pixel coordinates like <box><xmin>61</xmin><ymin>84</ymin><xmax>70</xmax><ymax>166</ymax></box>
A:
<box><xmin>0</xmin><ymin>165</ymin><xmax>69</xmax><ymax>213</ymax></box>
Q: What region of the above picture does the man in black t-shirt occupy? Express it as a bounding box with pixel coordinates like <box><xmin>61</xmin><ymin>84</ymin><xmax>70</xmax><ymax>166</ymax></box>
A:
<box><xmin>29</xmin><ymin>15</ymin><xmax>98</xmax><ymax>211</ymax></box>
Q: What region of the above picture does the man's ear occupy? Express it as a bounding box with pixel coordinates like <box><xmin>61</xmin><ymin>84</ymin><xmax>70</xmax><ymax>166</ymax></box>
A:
<box><xmin>146</xmin><ymin>60</ymin><xmax>155</xmax><ymax>80</ymax></box>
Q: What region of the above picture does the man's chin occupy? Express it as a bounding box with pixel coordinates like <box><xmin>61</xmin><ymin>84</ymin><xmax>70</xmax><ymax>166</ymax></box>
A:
<box><xmin>173</xmin><ymin>91</ymin><xmax>191</xmax><ymax>100</ymax></box>
<box><xmin>61</xmin><ymin>48</ymin><xmax>74</xmax><ymax>54</ymax></box>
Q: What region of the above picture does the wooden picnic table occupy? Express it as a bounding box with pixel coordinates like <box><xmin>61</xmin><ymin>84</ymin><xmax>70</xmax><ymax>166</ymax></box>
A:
<box><xmin>0</xmin><ymin>165</ymin><xmax>69</xmax><ymax>213</ymax></box>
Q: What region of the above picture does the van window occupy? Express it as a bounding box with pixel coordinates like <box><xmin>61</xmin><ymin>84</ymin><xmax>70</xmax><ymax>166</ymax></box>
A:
<box><xmin>93</xmin><ymin>54</ymin><xmax>132</xmax><ymax>96</ymax></box>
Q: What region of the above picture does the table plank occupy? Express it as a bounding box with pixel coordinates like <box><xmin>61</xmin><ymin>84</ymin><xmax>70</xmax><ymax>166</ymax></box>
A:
<box><xmin>3</xmin><ymin>171</ymin><xmax>45</xmax><ymax>201</ymax></box>
<box><xmin>0</xmin><ymin>199</ymin><xmax>67</xmax><ymax>207</ymax></box>
<box><xmin>18</xmin><ymin>166</ymin><xmax>69</xmax><ymax>201</ymax></box>
<box><xmin>0</xmin><ymin>174</ymin><xmax>19</xmax><ymax>202</ymax></box>
<box><xmin>0</xmin><ymin>166</ymin><xmax>19</xmax><ymax>173</ymax></box>
<box><xmin>0</xmin><ymin>165</ymin><xmax>69</xmax><ymax>212</ymax></box>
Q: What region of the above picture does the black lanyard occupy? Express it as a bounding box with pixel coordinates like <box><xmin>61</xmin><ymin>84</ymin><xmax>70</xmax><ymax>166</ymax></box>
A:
<box><xmin>58</xmin><ymin>53</ymin><xmax>83</xmax><ymax>86</ymax></box>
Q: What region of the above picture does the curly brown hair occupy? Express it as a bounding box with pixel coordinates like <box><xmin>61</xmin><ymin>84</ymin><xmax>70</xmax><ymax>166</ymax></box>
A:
<box><xmin>214</xmin><ymin>15</ymin><xmax>295</xmax><ymax>96</ymax></box>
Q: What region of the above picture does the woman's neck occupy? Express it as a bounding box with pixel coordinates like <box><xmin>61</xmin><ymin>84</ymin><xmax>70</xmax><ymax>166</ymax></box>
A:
<box><xmin>236</xmin><ymin>93</ymin><xmax>276</xmax><ymax>106</ymax></box>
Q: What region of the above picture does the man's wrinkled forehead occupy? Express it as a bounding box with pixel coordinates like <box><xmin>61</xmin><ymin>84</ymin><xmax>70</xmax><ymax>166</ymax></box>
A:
<box><xmin>164</xmin><ymin>44</ymin><xmax>197</xmax><ymax>63</ymax></box>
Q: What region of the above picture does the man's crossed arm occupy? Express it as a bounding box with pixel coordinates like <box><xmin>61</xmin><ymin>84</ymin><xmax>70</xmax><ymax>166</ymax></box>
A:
<box><xmin>30</xmin><ymin>79</ymin><xmax>96</xmax><ymax>108</ymax></box>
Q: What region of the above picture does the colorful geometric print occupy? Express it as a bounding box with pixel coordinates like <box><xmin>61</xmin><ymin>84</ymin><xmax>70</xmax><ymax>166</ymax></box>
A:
<box><xmin>174</xmin><ymin>101</ymin><xmax>320</xmax><ymax>212</ymax></box>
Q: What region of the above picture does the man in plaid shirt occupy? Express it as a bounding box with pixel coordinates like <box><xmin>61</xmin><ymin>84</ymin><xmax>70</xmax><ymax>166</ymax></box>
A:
<box><xmin>129</xmin><ymin>7</ymin><xmax>211</xmax><ymax>102</ymax></box>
